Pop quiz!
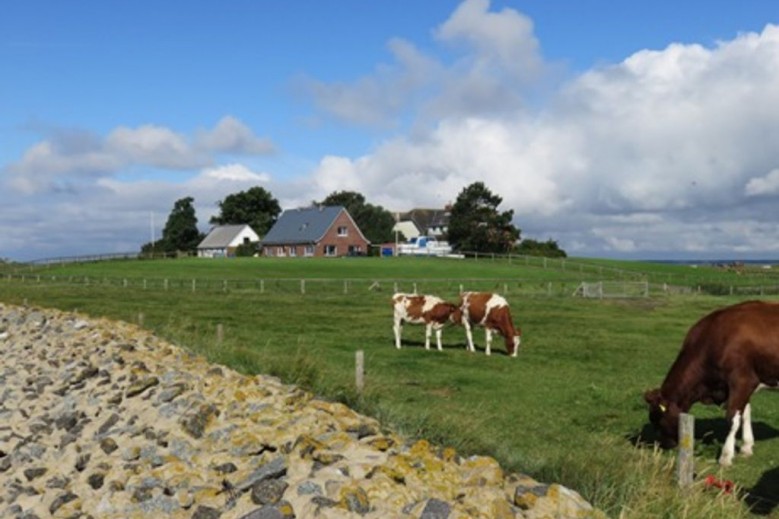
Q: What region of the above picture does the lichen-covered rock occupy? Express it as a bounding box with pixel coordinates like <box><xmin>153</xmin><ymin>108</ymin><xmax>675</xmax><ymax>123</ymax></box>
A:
<box><xmin>0</xmin><ymin>303</ymin><xmax>603</xmax><ymax>518</ymax></box>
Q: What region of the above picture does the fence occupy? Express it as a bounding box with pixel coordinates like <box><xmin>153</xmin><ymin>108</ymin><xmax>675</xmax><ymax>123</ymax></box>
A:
<box><xmin>6</xmin><ymin>271</ymin><xmax>777</xmax><ymax>299</ymax></box>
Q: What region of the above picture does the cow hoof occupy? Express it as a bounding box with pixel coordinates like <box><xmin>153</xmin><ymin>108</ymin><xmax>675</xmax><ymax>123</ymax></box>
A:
<box><xmin>718</xmin><ymin>455</ymin><xmax>734</xmax><ymax>467</ymax></box>
<box><xmin>740</xmin><ymin>446</ymin><xmax>754</xmax><ymax>457</ymax></box>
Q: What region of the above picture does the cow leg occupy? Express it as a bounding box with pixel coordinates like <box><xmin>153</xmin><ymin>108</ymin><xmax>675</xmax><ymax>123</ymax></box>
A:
<box><xmin>463</xmin><ymin>320</ymin><xmax>475</xmax><ymax>352</ymax></box>
<box><xmin>720</xmin><ymin>382</ymin><xmax>756</xmax><ymax>466</ymax></box>
<box><xmin>484</xmin><ymin>329</ymin><xmax>492</xmax><ymax>356</ymax></box>
<box><xmin>720</xmin><ymin>410</ymin><xmax>742</xmax><ymax>466</ymax></box>
<box><xmin>424</xmin><ymin>324</ymin><xmax>432</xmax><ymax>350</ymax></box>
<box><xmin>741</xmin><ymin>403</ymin><xmax>754</xmax><ymax>457</ymax></box>
<box><xmin>393</xmin><ymin>318</ymin><xmax>402</xmax><ymax>349</ymax></box>
<box><xmin>435</xmin><ymin>328</ymin><xmax>443</xmax><ymax>351</ymax></box>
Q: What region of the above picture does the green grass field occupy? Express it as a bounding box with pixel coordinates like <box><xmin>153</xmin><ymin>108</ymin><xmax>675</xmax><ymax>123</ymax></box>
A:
<box><xmin>2</xmin><ymin>256</ymin><xmax>778</xmax><ymax>517</ymax></box>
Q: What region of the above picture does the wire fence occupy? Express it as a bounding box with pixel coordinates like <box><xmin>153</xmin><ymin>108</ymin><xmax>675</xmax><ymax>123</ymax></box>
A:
<box><xmin>4</xmin><ymin>271</ymin><xmax>779</xmax><ymax>299</ymax></box>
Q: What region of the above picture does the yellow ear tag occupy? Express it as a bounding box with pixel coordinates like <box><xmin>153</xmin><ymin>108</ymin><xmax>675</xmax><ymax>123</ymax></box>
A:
<box><xmin>659</xmin><ymin>404</ymin><xmax>667</xmax><ymax>413</ymax></box>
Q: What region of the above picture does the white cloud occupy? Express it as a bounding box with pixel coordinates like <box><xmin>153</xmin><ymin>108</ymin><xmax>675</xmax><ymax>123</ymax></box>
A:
<box><xmin>106</xmin><ymin>125</ymin><xmax>208</xmax><ymax>169</ymax></box>
<box><xmin>745</xmin><ymin>169</ymin><xmax>779</xmax><ymax>196</ymax></box>
<box><xmin>199</xmin><ymin>163</ymin><xmax>271</xmax><ymax>183</ymax></box>
<box><xmin>196</xmin><ymin>116</ymin><xmax>275</xmax><ymax>155</ymax></box>
<box><xmin>434</xmin><ymin>0</ymin><xmax>543</xmax><ymax>83</ymax></box>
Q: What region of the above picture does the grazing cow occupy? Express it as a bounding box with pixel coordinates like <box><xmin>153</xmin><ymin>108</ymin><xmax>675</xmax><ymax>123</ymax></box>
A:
<box><xmin>458</xmin><ymin>292</ymin><xmax>521</xmax><ymax>356</ymax></box>
<box><xmin>644</xmin><ymin>300</ymin><xmax>779</xmax><ymax>465</ymax></box>
<box><xmin>392</xmin><ymin>293</ymin><xmax>461</xmax><ymax>351</ymax></box>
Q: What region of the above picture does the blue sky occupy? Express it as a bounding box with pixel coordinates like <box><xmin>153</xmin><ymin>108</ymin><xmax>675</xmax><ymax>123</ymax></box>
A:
<box><xmin>2</xmin><ymin>0</ymin><xmax>779</xmax><ymax>261</ymax></box>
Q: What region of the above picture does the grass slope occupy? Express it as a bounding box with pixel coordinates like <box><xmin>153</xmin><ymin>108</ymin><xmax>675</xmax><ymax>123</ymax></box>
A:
<box><xmin>2</xmin><ymin>256</ymin><xmax>778</xmax><ymax>517</ymax></box>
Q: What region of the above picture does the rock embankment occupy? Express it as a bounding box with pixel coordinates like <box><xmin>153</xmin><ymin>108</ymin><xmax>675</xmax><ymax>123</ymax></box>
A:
<box><xmin>0</xmin><ymin>303</ymin><xmax>604</xmax><ymax>518</ymax></box>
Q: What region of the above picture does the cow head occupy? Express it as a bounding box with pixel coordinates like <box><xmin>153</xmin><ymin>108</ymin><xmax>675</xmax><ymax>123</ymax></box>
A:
<box><xmin>448</xmin><ymin>305</ymin><xmax>463</xmax><ymax>325</ymax></box>
<box><xmin>644</xmin><ymin>388</ymin><xmax>679</xmax><ymax>448</ymax></box>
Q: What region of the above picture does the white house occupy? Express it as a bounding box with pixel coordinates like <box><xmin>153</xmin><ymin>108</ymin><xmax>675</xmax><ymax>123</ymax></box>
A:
<box><xmin>197</xmin><ymin>224</ymin><xmax>260</xmax><ymax>258</ymax></box>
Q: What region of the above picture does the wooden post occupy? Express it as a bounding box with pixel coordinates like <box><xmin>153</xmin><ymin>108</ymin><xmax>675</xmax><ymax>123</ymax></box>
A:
<box><xmin>192</xmin><ymin>279</ymin><xmax>196</xmax><ymax>292</ymax></box>
<box><xmin>677</xmin><ymin>413</ymin><xmax>694</xmax><ymax>489</ymax></box>
<box><xmin>343</xmin><ymin>280</ymin><xmax>348</xmax><ymax>294</ymax></box>
<box><xmin>138</xmin><ymin>313</ymin><xmax>144</xmax><ymax>327</ymax></box>
<box><xmin>413</xmin><ymin>282</ymin><xmax>417</xmax><ymax>294</ymax></box>
<box><xmin>355</xmin><ymin>350</ymin><xmax>365</xmax><ymax>392</ymax></box>
<box><xmin>216</xmin><ymin>324</ymin><xmax>224</xmax><ymax>345</ymax></box>
<box><xmin>301</xmin><ymin>279</ymin><xmax>305</xmax><ymax>294</ymax></box>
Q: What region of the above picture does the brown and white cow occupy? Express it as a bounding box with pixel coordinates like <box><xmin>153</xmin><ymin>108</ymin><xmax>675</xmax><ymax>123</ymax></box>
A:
<box><xmin>392</xmin><ymin>293</ymin><xmax>461</xmax><ymax>351</ymax></box>
<box><xmin>645</xmin><ymin>300</ymin><xmax>779</xmax><ymax>465</ymax></box>
<box><xmin>458</xmin><ymin>292</ymin><xmax>521</xmax><ymax>357</ymax></box>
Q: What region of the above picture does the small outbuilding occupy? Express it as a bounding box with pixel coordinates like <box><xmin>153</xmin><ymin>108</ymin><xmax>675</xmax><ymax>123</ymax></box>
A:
<box><xmin>197</xmin><ymin>224</ymin><xmax>260</xmax><ymax>258</ymax></box>
<box><xmin>261</xmin><ymin>205</ymin><xmax>369</xmax><ymax>257</ymax></box>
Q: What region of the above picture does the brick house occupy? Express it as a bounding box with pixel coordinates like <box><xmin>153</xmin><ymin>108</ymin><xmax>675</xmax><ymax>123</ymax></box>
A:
<box><xmin>261</xmin><ymin>206</ymin><xmax>370</xmax><ymax>257</ymax></box>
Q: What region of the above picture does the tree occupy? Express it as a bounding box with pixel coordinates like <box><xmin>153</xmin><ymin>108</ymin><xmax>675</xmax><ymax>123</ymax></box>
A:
<box><xmin>210</xmin><ymin>186</ymin><xmax>281</xmax><ymax>236</ymax></box>
<box><xmin>319</xmin><ymin>190</ymin><xmax>396</xmax><ymax>245</ymax></box>
<box><xmin>447</xmin><ymin>182</ymin><xmax>520</xmax><ymax>253</ymax></box>
<box><xmin>162</xmin><ymin>197</ymin><xmax>203</xmax><ymax>252</ymax></box>
<box><xmin>515</xmin><ymin>238</ymin><xmax>567</xmax><ymax>258</ymax></box>
<box><xmin>140</xmin><ymin>197</ymin><xmax>203</xmax><ymax>254</ymax></box>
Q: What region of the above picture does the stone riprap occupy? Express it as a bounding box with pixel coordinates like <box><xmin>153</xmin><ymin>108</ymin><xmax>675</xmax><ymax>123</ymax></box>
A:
<box><xmin>0</xmin><ymin>304</ymin><xmax>604</xmax><ymax>518</ymax></box>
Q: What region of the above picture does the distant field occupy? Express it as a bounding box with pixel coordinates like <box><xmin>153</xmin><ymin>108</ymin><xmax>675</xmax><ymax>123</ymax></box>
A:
<box><xmin>2</xmin><ymin>256</ymin><xmax>778</xmax><ymax>517</ymax></box>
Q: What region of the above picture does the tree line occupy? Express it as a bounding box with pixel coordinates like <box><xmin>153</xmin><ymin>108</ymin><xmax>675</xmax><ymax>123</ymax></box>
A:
<box><xmin>141</xmin><ymin>182</ymin><xmax>566</xmax><ymax>257</ymax></box>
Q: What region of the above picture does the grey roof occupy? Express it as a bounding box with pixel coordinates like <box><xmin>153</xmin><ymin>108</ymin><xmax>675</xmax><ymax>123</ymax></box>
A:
<box><xmin>261</xmin><ymin>206</ymin><xmax>345</xmax><ymax>245</ymax></box>
<box><xmin>197</xmin><ymin>224</ymin><xmax>253</xmax><ymax>249</ymax></box>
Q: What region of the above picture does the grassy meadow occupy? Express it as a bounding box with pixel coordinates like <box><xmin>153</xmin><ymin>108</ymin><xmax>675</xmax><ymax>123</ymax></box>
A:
<box><xmin>2</xmin><ymin>256</ymin><xmax>779</xmax><ymax>518</ymax></box>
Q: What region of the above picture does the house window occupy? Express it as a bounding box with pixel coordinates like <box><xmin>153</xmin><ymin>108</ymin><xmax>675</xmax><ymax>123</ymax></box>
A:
<box><xmin>324</xmin><ymin>245</ymin><xmax>337</xmax><ymax>256</ymax></box>
<box><xmin>337</xmin><ymin>226</ymin><xmax>348</xmax><ymax>237</ymax></box>
<box><xmin>277</xmin><ymin>247</ymin><xmax>285</xmax><ymax>257</ymax></box>
<box><xmin>304</xmin><ymin>245</ymin><xmax>314</xmax><ymax>257</ymax></box>
<box><xmin>289</xmin><ymin>247</ymin><xmax>297</xmax><ymax>257</ymax></box>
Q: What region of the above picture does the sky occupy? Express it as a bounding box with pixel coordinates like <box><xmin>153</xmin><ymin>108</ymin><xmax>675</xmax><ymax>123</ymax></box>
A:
<box><xmin>2</xmin><ymin>0</ymin><xmax>779</xmax><ymax>262</ymax></box>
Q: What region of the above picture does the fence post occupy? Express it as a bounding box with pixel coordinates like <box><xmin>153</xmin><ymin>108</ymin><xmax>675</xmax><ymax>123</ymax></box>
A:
<box><xmin>413</xmin><ymin>282</ymin><xmax>417</xmax><ymax>294</ymax></box>
<box><xmin>164</xmin><ymin>278</ymin><xmax>169</xmax><ymax>291</ymax></box>
<box><xmin>301</xmin><ymin>279</ymin><xmax>305</xmax><ymax>294</ymax></box>
<box><xmin>677</xmin><ymin>413</ymin><xmax>694</xmax><ymax>489</ymax></box>
<box><xmin>137</xmin><ymin>313</ymin><xmax>144</xmax><ymax>327</ymax></box>
<box><xmin>355</xmin><ymin>350</ymin><xmax>365</xmax><ymax>392</ymax></box>
<box><xmin>343</xmin><ymin>280</ymin><xmax>348</xmax><ymax>295</ymax></box>
<box><xmin>260</xmin><ymin>280</ymin><xmax>264</xmax><ymax>294</ymax></box>
<box><xmin>216</xmin><ymin>324</ymin><xmax>224</xmax><ymax>345</ymax></box>
<box><xmin>192</xmin><ymin>279</ymin><xmax>196</xmax><ymax>292</ymax></box>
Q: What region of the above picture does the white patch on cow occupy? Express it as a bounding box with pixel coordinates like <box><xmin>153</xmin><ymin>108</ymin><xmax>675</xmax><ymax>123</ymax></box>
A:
<box><xmin>422</xmin><ymin>295</ymin><xmax>444</xmax><ymax>313</ymax></box>
<box><xmin>480</xmin><ymin>294</ymin><xmax>508</xmax><ymax>326</ymax></box>
<box><xmin>719</xmin><ymin>410</ymin><xmax>742</xmax><ymax>466</ymax></box>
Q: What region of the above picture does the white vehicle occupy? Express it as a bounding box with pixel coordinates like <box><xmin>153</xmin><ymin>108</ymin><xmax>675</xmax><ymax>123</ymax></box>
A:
<box><xmin>397</xmin><ymin>236</ymin><xmax>454</xmax><ymax>257</ymax></box>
